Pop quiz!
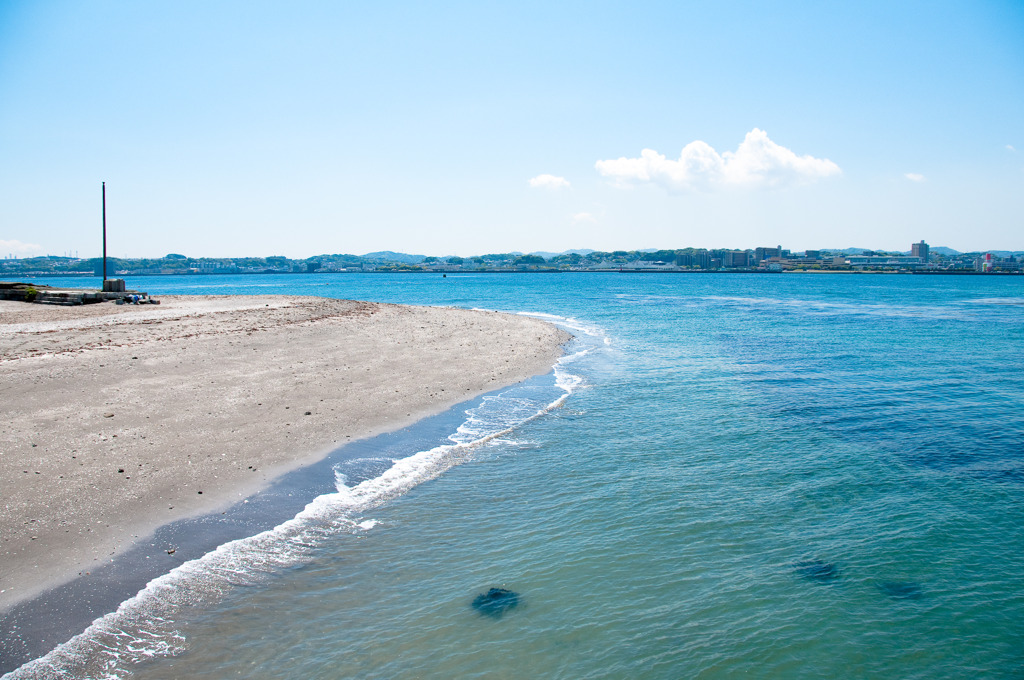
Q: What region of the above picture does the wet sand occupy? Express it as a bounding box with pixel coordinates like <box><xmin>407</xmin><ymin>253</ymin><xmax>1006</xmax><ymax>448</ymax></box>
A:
<box><xmin>0</xmin><ymin>295</ymin><xmax>568</xmax><ymax>612</ymax></box>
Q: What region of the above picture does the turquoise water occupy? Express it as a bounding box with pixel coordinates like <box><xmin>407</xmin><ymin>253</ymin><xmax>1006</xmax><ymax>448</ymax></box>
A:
<box><xmin>10</xmin><ymin>273</ymin><xmax>1024</xmax><ymax>679</ymax></box>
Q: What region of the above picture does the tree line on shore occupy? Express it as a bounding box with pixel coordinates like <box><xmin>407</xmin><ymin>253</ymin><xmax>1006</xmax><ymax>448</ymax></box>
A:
<box><xmin>2</xmin><ymin>246</ymin><xmax>1020</xmax><ymax>276</ymax></box>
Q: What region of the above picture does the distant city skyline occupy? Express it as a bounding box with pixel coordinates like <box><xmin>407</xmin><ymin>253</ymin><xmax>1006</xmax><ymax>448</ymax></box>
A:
<box><xmin>1</xmin><ymin>1</ymin><xmax>1022</xmax><ymax>258</ymax></box>
<box><xmin>5</xmin><ymin>240</ymin><xmax>1024</xmax><ymax>263</ymax></box>
<box><xmin>6</xmin><ymin>240</ymin><xmax>1023</xmax><ymax>276</ymax></box>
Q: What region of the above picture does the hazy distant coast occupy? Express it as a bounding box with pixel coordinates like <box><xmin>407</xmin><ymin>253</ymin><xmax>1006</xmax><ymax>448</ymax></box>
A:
<box><xmin>6</xmin><ymin>243</ymin><xmax>1024</xmax><ymax>278</ymax></box>
<box><xmin>0</xmin><ymin>295</ymin><xmax>568</xmax><ymax>612</ymax></box>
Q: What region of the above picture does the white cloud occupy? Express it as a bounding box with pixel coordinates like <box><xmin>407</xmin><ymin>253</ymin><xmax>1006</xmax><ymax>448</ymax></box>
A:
<box><xmin>0</xmin><ymin>239</ymin><xmax>43</xmax><ymax>256</ymax></box>
<box><xmin>595</xmin><ymin>128</ymin><xmax>841</xmax><ymax>192</ymax></box>
<box><xmin>572</xmin><ymin>212</ymin><xmax>597</xmax><ymax>223</ymax></box>
<box><xmin>1008</xmin><ymin>145</ymin><xmax>1017</xmax><ymax>152</ymax></box>
<box><xmin>528</xmin><ymin>174</ymin><xmax>570</xmax><ymax>189</ymax></box>
<box><xmin>905</xmin><ymin>173</ymin><xmax>926</xmax><ymax>182</ymax></box>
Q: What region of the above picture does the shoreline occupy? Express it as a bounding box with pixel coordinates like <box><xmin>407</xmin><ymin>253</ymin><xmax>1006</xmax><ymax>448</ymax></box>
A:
<box><xmin>13</xmin><ymin>269</ymin><xmax>1020</xmax><ymax>278</ymax></box>
<box><xmin>1</xmin><ymin>383</ymin><xmax>543</xmax><ymax>673</ymax></box>
<box><xmin>0</xmin><ymin>295</ymin><xmax>569</xmax><ymax>617</ymax></box>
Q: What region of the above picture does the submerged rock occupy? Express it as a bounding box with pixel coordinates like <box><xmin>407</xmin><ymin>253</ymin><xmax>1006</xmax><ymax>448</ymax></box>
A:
<box><xmin>877</xmin><ymin>581</ymin><xmax>923</xmax><ymax>600</ymax></box>
<box><xmin>471</xmin><ymin>587</ymin><xmax>520</xmax><ymax>618</ymax></box>
<box><xmin>793</xmin><ymin>560</ymin><xmax>840</xmax><ymax>584</ymax></box>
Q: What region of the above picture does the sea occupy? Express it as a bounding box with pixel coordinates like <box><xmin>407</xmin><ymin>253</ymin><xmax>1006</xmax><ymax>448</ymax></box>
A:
<box><xmin>5</xmin><ymin>272</ymin><xmax>1024</xmax><ymax>679</ymax></box>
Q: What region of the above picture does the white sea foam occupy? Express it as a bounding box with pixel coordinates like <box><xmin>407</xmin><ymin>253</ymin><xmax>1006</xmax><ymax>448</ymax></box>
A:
<box><xmin>518</xmin><ymin>310</ymin><xmax>609</xmax><ymax>388</ymax></box>
<box><xmin>967</xmin><ymin>297</ymin><xmax>1024</xmax><ymax>306</ymax></box>
<box><xmin>8</xmin><ymin>313</ymin><xmax>600</xmax><ymax>680</ymax></box>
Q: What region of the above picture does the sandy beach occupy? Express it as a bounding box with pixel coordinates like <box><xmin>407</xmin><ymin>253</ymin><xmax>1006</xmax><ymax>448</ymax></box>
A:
<box><xmin>0</xmin><ymin>295</ymin><xmax>568</xmax><ymax>613</ymax></box>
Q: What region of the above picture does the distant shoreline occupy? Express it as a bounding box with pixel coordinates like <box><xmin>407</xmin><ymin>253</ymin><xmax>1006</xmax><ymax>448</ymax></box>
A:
<box><xmin>11</xmin><ymin>269</ymin><xmax>1020</xmax><ymax>278</ymax></box>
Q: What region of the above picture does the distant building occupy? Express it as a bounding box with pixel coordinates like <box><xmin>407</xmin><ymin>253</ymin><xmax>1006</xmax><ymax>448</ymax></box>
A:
<box><xmin>911</xmin><ymin>240</ymin><xmax>930</xmax><ymax>262</ymax></box>
<box><xmin>804</xmin><ymin>250</ymin><xmax>821</xmax><ymax>260</ymax></box>
<box><xmin>721</xmin><ymin>250</ymin><xmax>752</xmax><ymax>268</ymax></box>
<box><xmin>754</xmin><ymin>245</ymin><xmax>782</xmax><ymax>263</ymax></box>
<box><xmin>974</xmin><ymin>253</ymin><xmax>1022</xmax><ymax>272</ymax></box>
<box><xmin>675</xmin><ymin>249</ymin><xmax>712</xmax><ymax>269</ymax></box>
<box><xmin>193</xmin><ymin>260</ymin><xmax>239</xmax><ymax>273</ymax></box>
<box><xmin>621</xmin><ymin>260</ymin><xmax>676</xmax><ymax>271</ymax></box>
<box><xmin>843</xmin><ymin>255</ymin><xmax>923</xmax><ymax>268</ymax></box>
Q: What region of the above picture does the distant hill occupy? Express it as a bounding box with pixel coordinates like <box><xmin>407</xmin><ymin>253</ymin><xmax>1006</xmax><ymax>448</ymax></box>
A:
<box><xmin>529</xmin><ymin>249</ymin><xmax>596</xmax><ymax>259</ymax></box>
<box><xmin>361</xmin><ymin>251</ymin><xmax>425</xmax><ymax>264</ymax></box>
<box><xmin>931</xmin><ymin>246</ymin><xmax>961</xmax><ymax>256</ymax></box>
<box><xmin>822</xmin><ymin>247</ymin><xmax>871</xmax><ymax>255</ymax></box>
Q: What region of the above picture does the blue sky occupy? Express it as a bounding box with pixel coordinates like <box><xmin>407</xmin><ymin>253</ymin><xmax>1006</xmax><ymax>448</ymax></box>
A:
<box><xmin>1</xmin><ymin>0</ymin><xmax>1021</xmax><ymax>258</ymax></box>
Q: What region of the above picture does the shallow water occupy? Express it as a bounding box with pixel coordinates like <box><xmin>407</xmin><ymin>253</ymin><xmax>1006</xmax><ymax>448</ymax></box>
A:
<box><xmin>9</xmin><ymin>272</ymin><xmax>1024</xmax><ymax>679</ymax></box>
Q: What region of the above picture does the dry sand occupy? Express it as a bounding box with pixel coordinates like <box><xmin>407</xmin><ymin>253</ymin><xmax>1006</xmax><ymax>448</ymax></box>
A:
<box><xmin>0</xmin><ymin>295</ymin><xmax>569</xmax><ymax>612</ymax></box>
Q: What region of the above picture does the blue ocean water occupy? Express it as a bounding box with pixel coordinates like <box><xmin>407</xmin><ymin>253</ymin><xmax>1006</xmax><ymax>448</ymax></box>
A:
<box><xmin>9</xmin><ymin>272</ymin><xmax>1024</xmax><ymax>679</ymax></box>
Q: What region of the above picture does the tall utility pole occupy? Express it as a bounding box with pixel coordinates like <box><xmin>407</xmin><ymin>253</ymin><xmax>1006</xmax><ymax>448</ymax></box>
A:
<box><xmin>102</xmin><ymin>182</ymin><xmax>107</xmax><ymax>281</ymax></box>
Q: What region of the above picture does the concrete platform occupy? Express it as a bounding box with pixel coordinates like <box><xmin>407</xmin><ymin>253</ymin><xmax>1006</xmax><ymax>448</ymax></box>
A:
<box><xmin>0</xmin><ymin>282</ymin><xmax>157</xmax><ymax>306</ymax></box>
